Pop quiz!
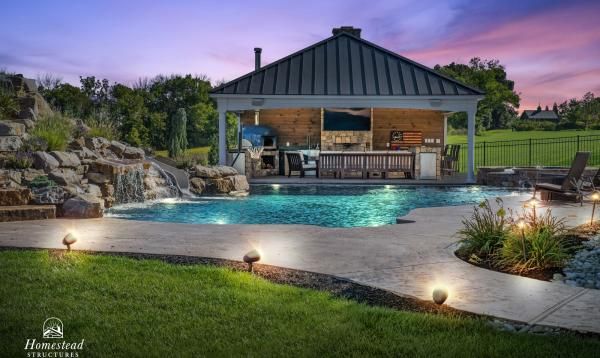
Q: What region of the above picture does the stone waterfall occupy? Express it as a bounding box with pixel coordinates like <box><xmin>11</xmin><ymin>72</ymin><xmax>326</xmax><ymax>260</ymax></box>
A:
<box><xmin>113</xmin><ymin>167</ymin><xmax>145</xmax><ymax>204</ymax></box>
<box><xmin>112</xmin><ymin>163</ymin><xmax>180</xmax><ymax>205</ymax></box>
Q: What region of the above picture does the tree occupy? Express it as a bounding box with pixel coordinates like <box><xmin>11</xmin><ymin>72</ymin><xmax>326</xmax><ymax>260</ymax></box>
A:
<box><xmin>110</xmin><ymin>84</ymin><xmax>148</xmax><ymax>146</ymax></box>
<box><xmin>168</xmin><ymin>108</ymin><xmax>188</xmax><ymax>158</ymax></box>
<box><xmin>434</xmin><ymin>58</ymin><xmax>520</xmax><ymax>131</ymax></box>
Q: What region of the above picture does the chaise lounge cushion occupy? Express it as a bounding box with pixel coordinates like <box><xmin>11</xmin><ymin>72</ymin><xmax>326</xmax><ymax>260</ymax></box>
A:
<box><xmin>535</xmin><ymin>182</ymin><xmax>578</xmax><ymax>196</ymax></box>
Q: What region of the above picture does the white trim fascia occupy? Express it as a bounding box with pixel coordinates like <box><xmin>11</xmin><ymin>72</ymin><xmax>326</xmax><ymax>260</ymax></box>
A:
<box><xmin>213</xmin><ymin>95</ymin><xmax>483</xmax><ymax>112</ymax></box>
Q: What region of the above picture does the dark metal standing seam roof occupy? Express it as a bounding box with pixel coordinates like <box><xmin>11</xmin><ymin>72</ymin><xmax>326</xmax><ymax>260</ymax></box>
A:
<box><xmin>210</xmin><ymin>32</ymin><xmax>484</xmax><ymax>96</ymax></box>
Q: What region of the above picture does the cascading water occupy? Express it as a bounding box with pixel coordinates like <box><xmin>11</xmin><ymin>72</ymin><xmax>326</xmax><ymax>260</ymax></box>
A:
<box><xmin>110</xmin><ymin>161</ymin><xmax>180</xmax><ymax>205</ymax></box>
<box><xmin>114</xmin><ymin>168</ymin><xmax>145</xmax><ymax>204</ymax></box>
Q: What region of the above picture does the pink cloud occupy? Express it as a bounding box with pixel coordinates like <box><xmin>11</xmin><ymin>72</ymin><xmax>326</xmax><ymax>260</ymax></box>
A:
<box><xmin>395</xmin><ymin>3</ymin><xmax>600</xmax><ymax>110</ymax></box>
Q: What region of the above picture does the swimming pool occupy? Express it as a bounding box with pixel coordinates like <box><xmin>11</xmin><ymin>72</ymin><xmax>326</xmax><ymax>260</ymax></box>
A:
<box><xmin>106</xmin><ymin>185</ymin><xmax>523</xmax><ymax>228</ymax></box>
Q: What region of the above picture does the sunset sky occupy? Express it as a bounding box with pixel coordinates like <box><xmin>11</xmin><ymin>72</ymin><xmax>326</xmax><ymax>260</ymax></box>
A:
<box><xmin>1</xmin><ymin>0</ymin><xmax>599</xmax><ymax>110</ymax></box>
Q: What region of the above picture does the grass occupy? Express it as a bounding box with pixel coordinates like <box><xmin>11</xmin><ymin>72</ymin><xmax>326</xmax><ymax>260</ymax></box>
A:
<box><xmin>447</xmin><ymin>129</ymin><xmax>600</xmax><ymax>144</ymax></box>
<box><xmin>154</xmin><ymin>146</ymin><xmax>210</xmax><ymax>157</ymax></box>
<box><xmin>447</xmin><ymin>129</ymin><xmax>600</xmax><ymax>169</ymax></box>
<box><xmin>1</xmin><ymin>250</ymin><xmax>598</xmax><ymax>357</ymax></box>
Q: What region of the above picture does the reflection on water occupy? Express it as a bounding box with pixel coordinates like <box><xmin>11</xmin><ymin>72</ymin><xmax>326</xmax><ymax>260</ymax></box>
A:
<box><xmin>106</xmin><ymin>185</ymin><xmax>525</xmax><ymax>228</ymax></box>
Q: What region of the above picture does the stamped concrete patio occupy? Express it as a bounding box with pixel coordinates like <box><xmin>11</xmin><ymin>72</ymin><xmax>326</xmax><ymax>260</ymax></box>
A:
<box><xmin>0</xmin><ymin>195</ymin><xmax>598</xmax><ymax>334</ymax></box>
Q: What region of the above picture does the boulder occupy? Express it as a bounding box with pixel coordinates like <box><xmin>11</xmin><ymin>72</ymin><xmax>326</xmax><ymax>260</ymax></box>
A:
<box><xmin>50</xmin><ymin>151</ymin><xmax>81</xmax><ymax>168</ymax></box>
<box><xmin>86</xmin><ymin>172</ymin><xmax>110</xmax><ymax>185</ymax></box>
<box><xmin>214</xmin><ymin>165</ymin><xmax>238</xmax><ymax>177</ymax></box>
<box><xmin>14</xmin><ymin>118</ymin><xmax>35</xmax><ymax>130</ymax></box>
<box><xmin>16</xmin><ymin>93</ymin><xmax>52</xmax><ymax>120</ymax></box>
<box><xmin>32</xmin><ymin>151</ymin><xmax>59</xmax><ymax>172</ymax></box>
<box><xmin>0</xmin><ymin>136</ymin><xmax>22</xmax><ymax>152</ymax></box>
<box><xmin>0</xmin><ymin>121</ymin><xmax>26</xmax><ymax>136</ymax></box>
<box><xmin>68</xmin><ymin>137</ymin><xmax>86</xmax><ymax>150</ymax></box>
<box><xmin>73</xmin><ymin>147</ymin><xmax>100</xmax><ymax>160</ymax></box>
<box><xmin>0</xmin><ymin>188</ymin><xmax>31</xmax><ymax>206</ymax></box>
<box><xmin>229</xmin><ymin>175</ymin><xmax>249</xmax><ymax>191</ymax></box>
<box><xmin>31</xmin><ymin>186</ymin><xmax>68</xmax><ymax>205</ymax></box>
<box><xmin>91</xmin><ymin>159</ymin><xmax>142</xmax><ymax>177</ymax></box>
<box><xmin>122</xmin><ymin>146</ymin><xmax>145</xmax><ymax>159</ymax></box>
<box><xmin>84</xmin><ymin>137</ymin><xmax>110</xmax><ymax>151</ymax></box>
<box><xmin>109</xmin><ymin>141</ymin><xmax>127</xmax><ymax>156</ymax></box>
<box><xmin>21</xmin><ymin>169</ymin><xmax>46</xmax><ymax>184</ymax></box>
<box><xmin>193</xmin><ymin>165</ymin><xmax>219</xmax><ymax>178</ymax></box>
<box><xmin>207</xmin><ymin>178</ymin><xmax>234</xmax><ymax>194</ymax></box>
<box><xmin>48</xmin><ymin>168</ymin><xmax>80</xmax><ymax>186</ymax></box>
<box><xmin>189</xmin><ymin>177</ymin><xmax>206</xmax><ymax>195</ymax></box>
<box><xmin>62</xmin><ymin>194</ymin><xmax>104</xmax><ymax>218</ymax></box>
<box><xmin>86</xmin><ymin>184</ymin><xmax>103</xmax><ymax>198</ymax></box>
<box><xmin>100</xmin><ymin>183</ymin><xmax>114</xmax><ymax>197</ymax></box>
<box><xmin>0</xmin><ymin>169</ymin><xmax>22</xmax><ymax>185</ymax></box>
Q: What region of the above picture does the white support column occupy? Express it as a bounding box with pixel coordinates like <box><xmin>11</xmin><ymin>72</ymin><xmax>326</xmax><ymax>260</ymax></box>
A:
<box><xmin>466</xmin><ymin>108</ymin><xmax>477</xmax><ymax>183</ymax></box>
<box><xmin>218</xmin><ymin>109</ymin><xmax>227</xmax><ymax>165</ymax></box>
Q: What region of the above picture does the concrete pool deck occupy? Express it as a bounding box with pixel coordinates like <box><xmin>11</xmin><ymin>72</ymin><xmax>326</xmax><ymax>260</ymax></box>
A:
<box><xmin>0</xmin><ymin>195</ymin><xmax>599</xmax><ymax>334</ymax></box>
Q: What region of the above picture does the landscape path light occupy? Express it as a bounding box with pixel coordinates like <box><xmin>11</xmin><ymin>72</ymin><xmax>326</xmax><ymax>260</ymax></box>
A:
<box><xmin>432</xmin><ymin>287</ymin><xmax>448</xmax><ymax>305</ymax></box>
<box><xmin>591</xmin><ymin>191</ymin><xmax>599</xmax><ymax>226</ymax></box>
<box><xmin>243</xmin><ymin>249</ymin><xmax>261</xmax><ymax>273</ymax></box>
<box><xmin>62</xmin><ymin>232</ymin><xmax>77</xmax><ymax>251</ymax></box>
<box><xmin>524</xmin><ymin>198</ymin><xmax>538</xmax><ymax>223</ymax></box>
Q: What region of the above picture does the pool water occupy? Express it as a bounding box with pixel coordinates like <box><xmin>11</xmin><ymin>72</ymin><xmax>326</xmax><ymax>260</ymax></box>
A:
<box><xmin>106</xmin><ymin>185</ymin><xmax>523</xmax><ymax>228</ymax></box>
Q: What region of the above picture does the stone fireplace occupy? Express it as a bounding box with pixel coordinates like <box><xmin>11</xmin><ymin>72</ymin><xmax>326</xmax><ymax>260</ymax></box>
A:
<box><xmin>320</xmin><ymin>131</ymin><xmax>372</xmax><ymax>151</ymax></box>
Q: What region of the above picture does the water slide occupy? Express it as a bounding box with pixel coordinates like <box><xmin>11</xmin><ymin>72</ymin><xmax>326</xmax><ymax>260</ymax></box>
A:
<box><xmin>147</xmin><ymin>157</ymin><xmax>194</xmax><ymax>198</ymax></box>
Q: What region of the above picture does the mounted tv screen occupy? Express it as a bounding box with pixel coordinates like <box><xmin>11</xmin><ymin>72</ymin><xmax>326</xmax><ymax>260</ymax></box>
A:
<box><xmin>323</xmin><ymin>108</ymin><xmax>371</xmax><ymax>131</ymax></box>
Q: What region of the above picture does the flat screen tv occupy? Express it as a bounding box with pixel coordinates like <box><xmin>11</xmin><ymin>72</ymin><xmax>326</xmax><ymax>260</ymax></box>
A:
<box><xmin>323</xmin><ymin>108</ymin><xmax>371</xmax><ymax>131</ymax></box>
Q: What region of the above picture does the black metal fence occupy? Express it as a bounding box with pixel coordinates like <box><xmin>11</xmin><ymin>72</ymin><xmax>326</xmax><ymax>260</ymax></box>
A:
<box><xmin>455</xmin><ymin>134</ymin><xmax>600</xmax><ymax>172</ymax></box>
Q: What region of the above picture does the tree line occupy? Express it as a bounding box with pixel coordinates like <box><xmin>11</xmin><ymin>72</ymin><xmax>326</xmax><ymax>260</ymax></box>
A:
<box><xmin>37</xmin><ymin>74</ymin><xmax>237</xmax><ymax>161</ymax></box>
<box><xmin>31</xmin><ymin>57</ymin><xmax>599</xmax><ymax>158</ymax></box>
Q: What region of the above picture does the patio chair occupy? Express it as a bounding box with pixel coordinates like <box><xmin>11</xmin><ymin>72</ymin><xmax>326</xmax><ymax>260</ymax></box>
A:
<box><xmin>534</xmin><ymin>151</ymin><xmax>591</xmax><ymax>205</ymax></box>
<box><xmin>441</xmin><ymin>144</ymin><xmax>460</xmax><ymax>176</ymax></box>
<box><xmin>286</xmin><ymin>152</ymin><xmax>317</xmax><ymax>178</ymax></box>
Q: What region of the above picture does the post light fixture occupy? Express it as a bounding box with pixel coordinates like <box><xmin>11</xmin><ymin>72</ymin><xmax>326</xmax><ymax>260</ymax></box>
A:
<box><xmin>591</xmin><ymin>191</ymin><xmax>599</xmax><ymax>225</ymax></box>
<box><xmin>62</xmin><ymin>233</ymin><xmax>77</xmax><ymax>251</ymax></box>
<box><xmin>524</xmin><ymin>198</ymin><xmax>538</xmax><ymax>218</ymax></box>
<box><xmin>243</xmin><ymin>249</ymin><xmax>261</xmax><ymax>273</ymax></box>
<box><xmin>517</xmin><ymin>220</ymin><xmax>527</xmax><ymax>261</ymax></box>
<box><xmin>432</xmin><ymin>287</ymin><xmax>448</xmax><ymax>305</ymax></box>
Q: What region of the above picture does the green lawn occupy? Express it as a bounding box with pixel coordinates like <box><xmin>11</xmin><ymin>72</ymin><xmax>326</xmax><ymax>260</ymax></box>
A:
<box><xmin>447</xmin><ymin>129</ymin><xmax>600</xmax><ymax>169</ymax></box>
<box><xmin>154</xmin><ymin>146</ymin><xmax>210</xmax><ymax>157</ymax></box>
<box><xmin>1</xmin><ymin>250</ymin><xmax>598</xmax><ymax>357</ymax></box>
<box><xmin>447</xmin><ymin>129</ymin><xmax>600</xmax><ymax>144</ymax></box>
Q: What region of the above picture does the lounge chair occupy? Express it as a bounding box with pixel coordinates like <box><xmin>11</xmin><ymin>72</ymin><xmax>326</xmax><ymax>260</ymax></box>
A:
<box><xmin>286</xmin><ymin>152</ymin><xmax>317</xmax><ymax>177</ymax></box>
<box><xmin>441</xmin><ymin>144</ymin><xmax>460</xmax><ymax>176</ymax></box>
<box><xmin>534</xmin><ymin>151</ymin><xmax>591</xmax><ymax>204</ymax></box>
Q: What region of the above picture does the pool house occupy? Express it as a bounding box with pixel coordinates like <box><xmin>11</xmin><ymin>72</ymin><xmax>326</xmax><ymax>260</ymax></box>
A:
<box><xmin>210</xmin><ymin>27</ymin><xmax>484</xmax><ymax>182</ymax></box>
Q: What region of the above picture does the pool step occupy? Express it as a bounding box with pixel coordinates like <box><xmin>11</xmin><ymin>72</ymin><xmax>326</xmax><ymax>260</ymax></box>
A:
<box><xmin>0</xmin><ymin>205</ymin><xmax>56</xmax><ymax>222</ymax></box>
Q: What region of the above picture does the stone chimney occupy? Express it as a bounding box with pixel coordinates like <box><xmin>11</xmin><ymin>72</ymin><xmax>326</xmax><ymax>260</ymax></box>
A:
<box><xmin>332</xmin><ymin>26</ymin><xmax>362</xmax><ymax>38</ymax></box>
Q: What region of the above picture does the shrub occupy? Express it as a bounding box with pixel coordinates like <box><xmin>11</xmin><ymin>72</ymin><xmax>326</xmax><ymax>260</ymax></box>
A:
<box><xmin>28</xmin><ymin>175</ymin><xmax>57</xmax><ymax>189</ymax></box>
<box><xmin>500</xmin><ymin>208</ymin><xmax>569</xmax><ymax>271</ymax></box>
<box><xmin>500</xmin><ymin>226</ymin><xmax>569</xmax><ymax>271</ymax></box>
<box><xmin>2</xmin><ymin>152</ymin><xmax>33</xmax><ymax>169</ymax></box>
<box><xmin>29</xmin><ymin>113</ymin><xmax>73</xmax><ymax>151</ymax></box>
<box><xmin>85</xmin><ymin>113</ymin><xmax>119</xmax><ymax>141</ymax></box>
<box><xmin>0</xmin><ymin>88</ymin><xmax>18</xmax><ymax>120</ymax></box>
<box><xmin>168</xmin><ymin>108</ymin><xmax>188</xmax><ymax>158</ymax></box>
<box><xmin>458</xmin><ymin>198</ymin><xmax>509</xmax><ymax>259</ymax></box>
<box><xmin>512</xmin><ymin>120</ymin><xmax>557</xmax><ymax>131</ymax></box>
